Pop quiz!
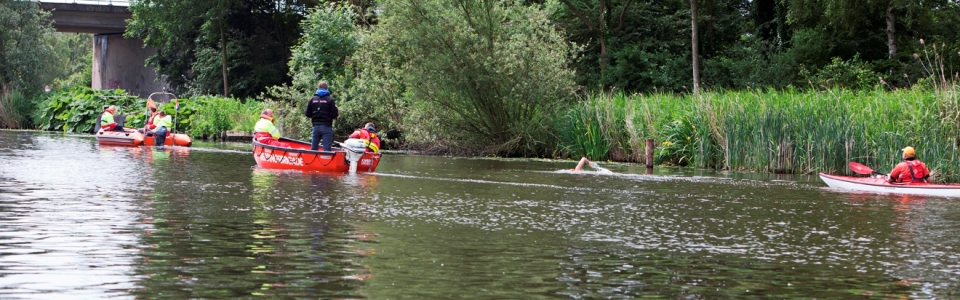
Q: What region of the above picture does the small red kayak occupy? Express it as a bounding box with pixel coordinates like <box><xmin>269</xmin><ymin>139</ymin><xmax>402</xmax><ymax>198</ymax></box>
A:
<box><xmin>252</xmin><ymin>138</ymin><xmax>381</xmax><ymax>173</ymax></box>
<box><xmin>819</xmin><ymin>173</ymin><xmax>960</xmax><ymax>197</ymax></box>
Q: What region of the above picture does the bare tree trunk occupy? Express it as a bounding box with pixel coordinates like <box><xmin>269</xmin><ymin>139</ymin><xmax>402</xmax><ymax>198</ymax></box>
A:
<box><xmin>886</xmin><ymin>3</ymin><xmax>897</xmax><ymax>59</ymax></box>
<box><xmin>221</xmin><ymin>27</ymin><xmax>229</xmax><ymax>97</ymax></box>
<box><xmin>690</xmin><ymin>0</ymin><xmax>700</xmax><ymax>94</ymax></box>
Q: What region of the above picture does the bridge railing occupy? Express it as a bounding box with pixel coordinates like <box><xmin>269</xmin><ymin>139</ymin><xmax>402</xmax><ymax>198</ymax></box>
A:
<box><xmin>37</xmin><ymin>0</ymin><xmax>129</xmax><ymax>6</ymax></box>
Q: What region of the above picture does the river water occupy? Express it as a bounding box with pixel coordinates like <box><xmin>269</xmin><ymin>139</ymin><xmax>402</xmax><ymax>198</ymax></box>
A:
<box><xmin>1</xmin><ymin>130</ymin><xmax>959</xmax><ymax>299</ymax></box>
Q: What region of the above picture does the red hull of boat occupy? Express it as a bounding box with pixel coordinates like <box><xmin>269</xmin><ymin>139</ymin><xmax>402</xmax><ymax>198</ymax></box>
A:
<box><xmin>96</xmin><ymin>129</ymin><xmax>144</xmax><ymax>146</ymax></box>
<box><xmin>252</xmin><ymin>138</ymin><xmax>381</xmax><ymax>172</ymax></box>
<box><xmin>96</xmin><ymin>129</ymin><xmax>192</xmax><ymax>147</ymax></box>
<box><xmin>144</xmin><ymin>134</ymin><xmax>193</xmax><ymax>147</ymax></box>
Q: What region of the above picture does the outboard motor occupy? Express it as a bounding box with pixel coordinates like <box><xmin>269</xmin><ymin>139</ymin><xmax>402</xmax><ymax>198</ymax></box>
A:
<box><xmin>342</xmin><ymin>138</ymin><xmax>368</xmax><ymax>173</ymax></box>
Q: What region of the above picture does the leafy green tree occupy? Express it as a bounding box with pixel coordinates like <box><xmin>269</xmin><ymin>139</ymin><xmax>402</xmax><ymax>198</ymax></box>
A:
<box><xmin>0</xmin><ymin>0</ymin><xmax>54</xmax><ymax>94</ymax></box>
<box><xmin>783</xmin><ymin>0</ymin><xmax>959</xmax><ymax>86</ymax></box>
<box><xmin>362</xmin><ymin>0</ymin><xmax>576</xmax><ymax>155</ymax></box>
<box><xmin>288</xmin><ymin>2</ymin><xmax>359</xmax><ymax>90</ymax></box>
<box><xmin>126</xmin><ymin>0</ymin><xmax>317</xmax><ymax>98</ymax></box>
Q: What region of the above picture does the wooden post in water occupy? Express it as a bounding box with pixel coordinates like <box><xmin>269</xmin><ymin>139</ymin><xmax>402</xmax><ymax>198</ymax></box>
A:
<box><xmin>645</xmin><ymin>139</ymin><xmax>655</xmax><ymax>169</ymax></box>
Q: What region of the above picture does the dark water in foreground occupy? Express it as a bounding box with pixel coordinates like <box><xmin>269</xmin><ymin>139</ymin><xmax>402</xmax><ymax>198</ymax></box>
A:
<box><xmin>1</xmin><ymin>130</ymin><xmax>959</xmax><ymax>299</ymax></box>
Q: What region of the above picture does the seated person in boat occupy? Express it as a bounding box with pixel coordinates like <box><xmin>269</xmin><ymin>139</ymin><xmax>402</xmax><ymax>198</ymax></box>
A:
<box><xmin>570</xmin><ymin>157</ymin><xmax>598</xmax><ymax>172</ymax></box>
<box><xmin>150</xmin><ymin>110</ymin><xmax>173</xmax><ymax>146</ymax></box>
<box><xmin>254</xmin><ymin>109</ymin><xmax>290</xmax><ymax>147</ymax></box>
<box><xmin>888</xmin><ymin>146</ymin><xmax>930</xmax><ymax>183</ymax></box>
<box><xmin>348</xmin><ymin>122</ymin><xmax>381</xmax><ymax>153</ymax></box>
<box><xmin>100</xmin><ymin>105</ymin><xmax>123</xmax><ymax>131</ymax></box>
<box><xmin>142</xmin><ymin>107</ymin><xmax>158</xmax><ymax>132</ymax></box>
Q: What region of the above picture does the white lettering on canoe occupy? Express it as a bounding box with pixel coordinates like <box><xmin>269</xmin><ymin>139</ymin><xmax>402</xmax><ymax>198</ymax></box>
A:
<box><xmin>259</xmin><ymin>149</ymin><xmax>304</xmax><ymax>166</ymax></box>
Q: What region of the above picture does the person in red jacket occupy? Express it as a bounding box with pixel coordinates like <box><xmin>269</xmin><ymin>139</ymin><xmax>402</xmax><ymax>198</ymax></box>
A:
<box><xmin>348</xmin><ymin>122</ymin><xmax>381</xmax><ymax>153</ymax></box>
<box><xmin>888</xmin><ymin>146</ymin><xmax>931</xmax><ymax>183</ymax></box>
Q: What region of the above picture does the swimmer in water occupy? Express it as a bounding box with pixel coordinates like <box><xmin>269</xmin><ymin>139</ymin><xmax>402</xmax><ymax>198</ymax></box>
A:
<box><xmin>570</xmin><ymin>157</ymin><xmax>599</xmax><ymax>172</ymax></box>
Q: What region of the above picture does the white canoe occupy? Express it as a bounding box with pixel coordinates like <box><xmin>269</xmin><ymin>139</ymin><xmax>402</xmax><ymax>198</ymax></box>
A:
<box><xmin>819</xmin><ymin>173</ymin><xmax>960</xmax><ymax>197</ymax></box>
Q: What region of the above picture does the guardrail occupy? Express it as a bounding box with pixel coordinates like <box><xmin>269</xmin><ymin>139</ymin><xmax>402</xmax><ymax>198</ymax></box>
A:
<box><xmin>37</xmin><ymin>0</ymin><xmax>129</xmax><ymax>6</ymax></box>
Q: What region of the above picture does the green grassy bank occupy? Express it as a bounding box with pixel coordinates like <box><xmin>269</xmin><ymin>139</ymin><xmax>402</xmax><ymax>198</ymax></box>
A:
<box><xmin>560</xmin><ymin>86</ymin><xmax>960</xmax><ymax>182</ymax></box>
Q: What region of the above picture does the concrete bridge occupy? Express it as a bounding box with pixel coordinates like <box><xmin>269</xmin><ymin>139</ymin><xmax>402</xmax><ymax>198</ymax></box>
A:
<box><xmin>38</xmin><ymin>0</ymin><xmax>165</xmax><ymax>98</ymax></box>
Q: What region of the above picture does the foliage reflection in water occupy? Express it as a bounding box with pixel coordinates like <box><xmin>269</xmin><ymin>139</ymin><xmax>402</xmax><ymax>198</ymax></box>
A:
<box><xmin>0</xmin><ymin>130</ymin><xmax>959</xmax><ymax>298</ymax></box>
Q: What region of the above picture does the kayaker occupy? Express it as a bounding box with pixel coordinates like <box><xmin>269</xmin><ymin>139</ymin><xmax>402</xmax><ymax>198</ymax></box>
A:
<box><xmin>100</xmin><ymin>105</ymin><xmax>122</xmax><ymax>131</ymax></box>
<box><xmin>151</xmin><ymin>110</ymin><xmax>173</xmax><ymax>146</ymax></box>
<box><xmin>888</xmin><ymin>146</ymin><xmax>930</xmax><ymax>183</ymax></box>
<box><xmin>348</xmin><ymin>122</ymin><xmax>381</xmax><ymax>153</ymax></box>
<box><xmin>305</xmin><ymin>81</ymin><xmax>339</xmax><ymax>152</ymax></box>
<box><xmin>254</xmin><ymin>109</ymin><xmax>290</xmax><ymax>148</ymax></box>
<box><xmin>570</xmin><ymin>157</ymin><xmax>598</xmax><ymax>172</ymax></box>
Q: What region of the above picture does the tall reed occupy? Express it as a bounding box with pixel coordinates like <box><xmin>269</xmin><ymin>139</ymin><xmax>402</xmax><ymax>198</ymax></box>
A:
<box><xmin>563</xmin><ymin>86</ymin><xmax>960</xmax><ymax>182</ymax></box>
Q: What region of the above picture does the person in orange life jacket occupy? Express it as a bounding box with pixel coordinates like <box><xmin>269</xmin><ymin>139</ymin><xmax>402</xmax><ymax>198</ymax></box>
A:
<box><xmin>305</xmin><ymin>81</ymin><xmax>339</xmax><ymax>151</ymax></box>
<box><xmin>348</xmin><ymin>122</ymin><xmax>381</xmax><ymax>153</ymax></box>
<box><xmin>142</xmin><ymin>107</ymin><xmax>159</xmax><ymax>133</ymax></box>
<box><xmin>254</xmin><ymin>109</ymin><xmax>290</xmax><ymax>148</ymax></box>
<box><xmin>888</xmin><ymin>146</ymin><xmax>931</xmax><ymax>183</ymax></box>
<box><xmin>100</xmin><ymin>105</ymin><xmax>122</xmax><ymax>131</ymax></box>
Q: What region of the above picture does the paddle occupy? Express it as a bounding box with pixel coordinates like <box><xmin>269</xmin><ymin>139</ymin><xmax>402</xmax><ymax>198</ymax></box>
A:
<box><xmin>848</xmin><ymin>162</ymin><xmax>887</xmax><ymax>176</ymax></box>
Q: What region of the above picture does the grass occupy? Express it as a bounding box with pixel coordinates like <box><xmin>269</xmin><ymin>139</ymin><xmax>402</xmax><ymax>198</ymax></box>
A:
<box><xmin>561</xmin><ymin>85</ymin><xmax>960</xmax><ymax>182</ymax></box>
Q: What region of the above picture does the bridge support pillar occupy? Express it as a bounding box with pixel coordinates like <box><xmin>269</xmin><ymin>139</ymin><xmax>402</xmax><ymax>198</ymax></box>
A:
<box><xmin>92</xmin><ymin>33</ymin><xmax>167</xmax><ymax>98</ymax></box>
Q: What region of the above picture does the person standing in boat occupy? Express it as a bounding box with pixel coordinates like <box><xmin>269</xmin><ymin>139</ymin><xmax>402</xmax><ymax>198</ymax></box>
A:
<box><xmin>305</xmin><ymin>81</ymin><xmax>339</xmax><ymax>151</ymax></box>
<box><xmin>151</xmin><ymin>110</ymin><xmax>173</xmax><ymax>146</ymax></box>
<box><xmin>100</xmin><ymin>105</ymin><xmax>122</xmax><ymax>131</ymax></box>
<box><xmin>888</xmin><ymin>146</ymin><xmax>931</xmax><ymax>183</ymax></box>
<box><xmin>254</xmin><ymin>109</ymin><xmax>290</xmax><ymax>148</ymax></box>
<box><xmin>348</xmin><ymin>122</ymin><xmax>381</xmax><ymax>153</ymax></box>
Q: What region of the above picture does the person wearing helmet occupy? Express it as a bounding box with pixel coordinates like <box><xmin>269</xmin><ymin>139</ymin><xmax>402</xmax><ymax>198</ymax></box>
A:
<box><xmin>348</xmin><ymin>122</ymin><xmax>381</xmax><ymax>153</ymax></box>
<box><xmin>888</xmin><ymin>146</ymin><xmax>930</xmax><ymax>183</ymax></box>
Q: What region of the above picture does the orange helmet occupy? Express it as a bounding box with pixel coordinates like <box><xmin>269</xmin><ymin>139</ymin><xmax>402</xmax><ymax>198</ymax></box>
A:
<box><xmin>902</xmin><ymin>146</ymin><xmax>916</xmax><ymax>158</ymax></box>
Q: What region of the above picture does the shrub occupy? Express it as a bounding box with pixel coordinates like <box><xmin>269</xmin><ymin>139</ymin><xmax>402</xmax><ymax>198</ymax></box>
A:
<box><xmin>34</xmin><ymin>87</ymin><xmax>141</xmax><ymax>133</ymax></box>
<box><xmin>184</xmin><ymin>96</ymin><xmax>263</xmax><ymax>138</ymax></box>
<box><xmin>0</xmin><ymin>90</ymin><xmax>36</xmax><ymax>129</ymax></box>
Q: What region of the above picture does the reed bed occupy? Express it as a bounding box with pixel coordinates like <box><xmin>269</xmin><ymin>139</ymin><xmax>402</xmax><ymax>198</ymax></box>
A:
<box><xmin>561</xmin><ymin>86</ymin><xmax>960</xmax><ymax>182</ymax></box>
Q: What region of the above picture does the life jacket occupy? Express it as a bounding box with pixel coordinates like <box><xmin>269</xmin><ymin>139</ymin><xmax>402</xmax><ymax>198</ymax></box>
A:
<box><xmin>254</xmin><ymin>115</ymin><xmax>280</xmax><ymax>140</ymax></box>
<box><xmin>349</xmin><ymin>128</ymin><xmax>380</xmax><ymax>152</ymax></box>
<box><xmin>892</xmin><ymin>159</ymin><xmax>930</xmax><ymax>183</ymax></box>
<box><xmin>101</xmin><ymin>111</ymin><xmax>114</xmax><ymax>125</ymax></box>
<box><xmin>154</xmin><ymin>115</ymin><xmax>173</xmax><ymax>129</ymax></box>
<box><xmin>903</xmin><ymin>160</ymin><xmax>928</xmax><ymax>182</ymax></box>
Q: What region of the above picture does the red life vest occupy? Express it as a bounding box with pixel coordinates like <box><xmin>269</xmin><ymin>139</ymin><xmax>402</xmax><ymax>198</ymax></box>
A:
<box><xmin>891</xmin><ymin>159</ymin><xmax>930</xmax><ymax>183</ymax></box>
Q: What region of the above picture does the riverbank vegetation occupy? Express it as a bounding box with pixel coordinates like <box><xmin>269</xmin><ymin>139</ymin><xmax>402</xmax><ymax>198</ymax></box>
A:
<box><xmin>5</xmin><ymin>0</ymin><xmax>960</xmax><ymax>178</ymax></box>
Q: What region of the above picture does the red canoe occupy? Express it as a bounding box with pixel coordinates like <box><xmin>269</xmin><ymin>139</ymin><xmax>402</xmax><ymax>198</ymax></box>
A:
<box><xmin>252</xmin><ymin>138</ymin><xmax>381</xmax><ymax>173</ymax></box>
<box><xmin>819</xmin><ymin>173</ymin><xmax>960</xmax><ymax>197</ymax></box>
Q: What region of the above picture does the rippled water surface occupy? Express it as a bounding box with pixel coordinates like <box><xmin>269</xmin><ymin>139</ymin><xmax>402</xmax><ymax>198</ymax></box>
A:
<box><xmin>1</xmin><ymin>130</ymin><xmax>960</xmax><ymax>298</ymax></box>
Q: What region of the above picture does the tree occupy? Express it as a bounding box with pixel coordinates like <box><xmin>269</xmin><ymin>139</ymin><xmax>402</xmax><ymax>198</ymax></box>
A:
<box><xmin>126</xmin><ymin>0</ymin><xmax>317</xmax><ymax>98</ymax></box>
<box><xmin>556</xmin><ymin>0</ymin><xmax>633</xmax><ymax>79</ymax></box>
<box><xmin>689</xmin><ymin>0</ymin><xmax>700</xmax><ymax>93</ymax></box>
<box><xmin>0</xmin><ymin>0</ymin><xmax>55</xmax><ymax>95</ymax></box>
<box><xmin>359</xmin><ymin>0</ymin><xmax>577</xmax><ymax>155</ymax></box>
<box><xmin>287</xmin><ymin>2</ymin><xmax>359</xmax><ymax>90</ymax></box>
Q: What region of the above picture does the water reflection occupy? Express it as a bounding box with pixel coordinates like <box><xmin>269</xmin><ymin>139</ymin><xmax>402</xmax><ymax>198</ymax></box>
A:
<box><xmin>3</xmin><ymin>131</ymin><xmax>960</xmax><ymax>298</ymax></box>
